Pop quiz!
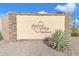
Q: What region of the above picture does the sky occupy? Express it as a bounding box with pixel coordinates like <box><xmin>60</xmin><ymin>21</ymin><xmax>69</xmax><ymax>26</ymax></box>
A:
<box><xmin>0</xmin><ymin>3</ymin><xmax>63</xmax><ymax>14</ymax></box>
<box><xmin>0</xmin><ymin>3</ymin><xmax>79</xmax><ymax>31</ymax></box>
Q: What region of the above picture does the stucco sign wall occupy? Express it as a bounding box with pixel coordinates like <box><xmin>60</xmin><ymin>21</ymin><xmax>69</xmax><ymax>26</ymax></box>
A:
<box><xmin>16</xmin><ymin>14</ymin><xmax>65</xmax><ymax>40</ymax></box>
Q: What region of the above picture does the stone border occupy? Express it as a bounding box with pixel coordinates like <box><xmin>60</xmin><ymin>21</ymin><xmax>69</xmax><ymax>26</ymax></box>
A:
<box><xmin>65</xmin><ymin>14</ymin><xmax>71</xmax><ymax>37</ymax></box>
<box><xmin>8</xmin><ymin>13</ymin><xmax>71</xmax><ymax>41</ymax></box>
<box><xmin>8</xmin><ymin>13</ymin><xmax>17</xmax><ymax>41</ymax></box>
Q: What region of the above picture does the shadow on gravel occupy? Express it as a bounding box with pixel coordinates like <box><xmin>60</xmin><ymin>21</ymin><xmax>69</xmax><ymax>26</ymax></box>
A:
<box><xmin>43</xmin><ymin>38</ymin><xmax>48</xmax><ymax>44</ymax></box>
<box><xmin>43</xmin><ymin>37</ymin><xmax>51</xmax><ymax>48</ymax></box>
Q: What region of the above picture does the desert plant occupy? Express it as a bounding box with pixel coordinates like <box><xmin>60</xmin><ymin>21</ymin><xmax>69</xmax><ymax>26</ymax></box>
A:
<box><xmin>0</xmin><ymin>32</ymin><xmax>3</xmax><ymax>40</ymax></box>
<box><xmin>71</xmin><ymin>27</ymin><xmax>79</xmax><ymax>36</ymax></box>
<box><xmin>48</xmin><ymin>30</ymin><xmax>69</xmax><ymax>51</ymax></box>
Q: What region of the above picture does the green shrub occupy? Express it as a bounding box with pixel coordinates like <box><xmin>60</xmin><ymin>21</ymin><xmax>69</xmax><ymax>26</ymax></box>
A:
<box><xmin>71</xmin><ymin>32</ymin><xmax>79</xmax><ymax>36</ymax></box>
<box><xmin>71</xmin><ymin>27</ymin><xmax>79</xmax><ymax>36</ymax></box>
<box><xmin>48</xmin><ymin>30</ymin><xmax>69</xmax><ymax>51</ymax></box>
<box><xmin>0</xmin><ymin>32</ymin><xmax>3</xmax><ymax>40</ymax></box>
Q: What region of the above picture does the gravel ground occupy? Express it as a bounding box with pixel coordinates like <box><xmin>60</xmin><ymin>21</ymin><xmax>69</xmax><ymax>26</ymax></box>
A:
<box><xmin>0</xmin><ymin>37</ymin><xmax>78</xmax><ymax>56</ymax></box>
<box><xmin>69</xmin><ymin>37</ymin><xmax>79</xmax><ymax>56</ymax></box>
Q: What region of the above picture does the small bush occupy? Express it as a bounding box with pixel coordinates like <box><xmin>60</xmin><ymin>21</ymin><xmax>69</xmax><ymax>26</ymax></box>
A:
<box><xmin>71</xmin><ymin>27</ymin><xmax>79</xmax><ymax>36</ymax></box>
<box><xmin>48</xmin><ymin>30</ymin><xmax>69</xmax><ymax>51</ymax></box>
<box><xmin>71</xmin><ymin>32</ymin><xmax>79</xmax><ymax>36</ymax></box>
<box><xmin>0</xmin><ymin>32</ymin><xmax>3</xmax><ymax>40</ymax></box>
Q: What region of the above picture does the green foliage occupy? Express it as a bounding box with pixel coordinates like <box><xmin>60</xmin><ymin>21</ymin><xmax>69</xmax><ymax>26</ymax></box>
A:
<box><xmin>71</xmin><ymin>27</ymin><xmax>79</xmax><ymax>36</ymax></box>
<box><xmin>48</xmin><ymin>30</ymin><xmax>69</xmax><ymax>51</ymax></box>
<box><xmin>0</xmin><ymin>32</ymin><xmax>3</xmax><ymax>40</ymax></box>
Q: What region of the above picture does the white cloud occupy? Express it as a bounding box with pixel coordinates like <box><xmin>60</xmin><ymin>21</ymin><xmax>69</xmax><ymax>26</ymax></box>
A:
<box><xmin>72</xmin><ymin>19</ymin><xmax>79</xmax><ymax>23</ymax></box>
<box><xmin>37</xmin><ymin>11</ymin><xmax>48</xmax><ymax>14</ymax></box>
<box><xmin>72</xmin><ymin>19</ymin><xmax>79</xmax><ymax>27</ymax></box>
<box><xmin>55</xmin><ymin>3</ymin><xmax>77</xmax><ymax>13</ymax></box>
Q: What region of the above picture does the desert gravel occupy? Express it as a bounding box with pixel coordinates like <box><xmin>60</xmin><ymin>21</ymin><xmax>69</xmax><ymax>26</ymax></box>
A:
<box><xmin>0</xmin><ymin>37</ymin><xmax>78</xmax><ymax>56</ymax></box>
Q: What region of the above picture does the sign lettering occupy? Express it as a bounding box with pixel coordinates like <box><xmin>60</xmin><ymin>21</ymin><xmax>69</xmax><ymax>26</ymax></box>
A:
<box><xmin>31</xmin><ymin>21</ymin><xmax>51</xmax><ymax>33</ymax></box>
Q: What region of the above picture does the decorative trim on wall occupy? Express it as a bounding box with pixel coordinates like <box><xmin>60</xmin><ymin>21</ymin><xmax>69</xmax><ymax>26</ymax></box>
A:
<box><xmin>8</xmin><ymin>13</ymin><xmax>17</xmax><ymax>41</ymax></box>
<box><xmin>65</xmin><ymin>14</ymin><xmax>71</xmax><ymax>37</ymax></box>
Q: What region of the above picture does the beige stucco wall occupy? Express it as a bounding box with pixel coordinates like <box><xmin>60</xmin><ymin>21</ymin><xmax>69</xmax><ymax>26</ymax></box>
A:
<box><xmin>2</xmin><ymin>16</ymin><xmax>9</xmax><ymax>41</ymax></box>
<box><xmin>16</xmin><ymin>15</ymin><xmax>65</xmax><ymax>40</ymax></box>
